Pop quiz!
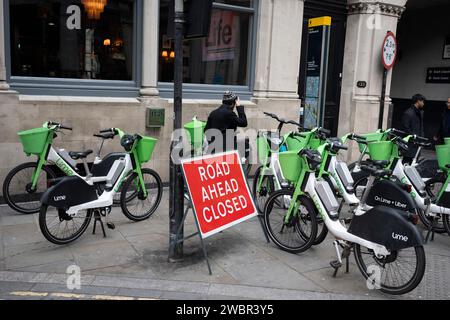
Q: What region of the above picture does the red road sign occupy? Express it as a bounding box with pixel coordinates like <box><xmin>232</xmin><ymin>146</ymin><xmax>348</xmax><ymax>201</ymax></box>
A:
<box><xmin>382</xmin><ymin>31</ymin><xmax>397</xmax><ymax>70</ymax></box>
<box><xmin>181</xmin><ymin>151</ymin><xmax>258</xmax><ymax>238</ymax></box>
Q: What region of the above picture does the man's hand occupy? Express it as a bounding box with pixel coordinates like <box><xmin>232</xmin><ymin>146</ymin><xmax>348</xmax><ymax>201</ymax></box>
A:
<box><xmin>235</xmin><ymin>97</ymin><xmax>241</xmax><ymax>107</ymax></box>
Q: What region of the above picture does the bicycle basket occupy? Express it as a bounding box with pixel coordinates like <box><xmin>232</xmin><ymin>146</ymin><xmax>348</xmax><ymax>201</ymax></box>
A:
<box><xmin>17</xmin><ymin>127</ymin><xmax>51</xmax><ymax>155</ymax></box>
<box><xmin>257</xmin><ymin>134</ymin><xmax>270</xmax><ymax>165</ymax></box>
<box><xmin>367</xmin><ymin>141</ymin><xmax>393</xmax><ymax>161</ymax></box>
<box><xmin>436</xmin><ymin>144</ymin><xmax>450</xmax><ymax>171</ymax></box>
<box><xmin>136</xmin><ymin>136</ymin><xmax>158</xmax><ymax>163</ymax></box>
<box><xmin>184</xmin><ymin>118</ymin><xmax>206</xmax><ymax>150</ymax></box>
<box><xmin>286</xmin><ymin>135</ymin><xmax>307</xmax><ymax>152</ymax></box>
<box><xmin>359</xmin><ymin>132</ymin><xmax>385</xmax><ymax>154</ymax></box>
<box><xmin>444</xmin><ymin>138</ymin><xmax>450</xmax><ymax>146</ymax></box>
<box><xmin>279</xmin><ymin>151</ymin><xmax>302</xmax><ymax>183</ymax></box>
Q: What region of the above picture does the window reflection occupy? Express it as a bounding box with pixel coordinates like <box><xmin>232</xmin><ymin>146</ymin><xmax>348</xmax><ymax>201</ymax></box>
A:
<box><xmin>10</xmin><ymin>0</ymin><xmax>134</xmax><ymax>80</ymax></box>
<box><xmin>159</xmin><ymin>1</ymin><xmax>252</xmax><ymax>86</ymax></box>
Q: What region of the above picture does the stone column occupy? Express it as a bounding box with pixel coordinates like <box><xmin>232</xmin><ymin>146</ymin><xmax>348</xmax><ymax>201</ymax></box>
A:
<box><xmin>253</xmin><ymin>0</ymin><xmax>304</xmax><ymax>100</ymax></box>
<box><xmin>0</xmin><ymin>0</ymin><xmax>11</xmax><ymax>91</ymax></box>
<box><xmin>140</xmin><ymin>0</ymin><xmax>160</xmax><ymax>97</ymax></box>
<box><xmin>338</xmin><ymin>0</ymin><xmax>407</xmax><ymax>160</ymax></box>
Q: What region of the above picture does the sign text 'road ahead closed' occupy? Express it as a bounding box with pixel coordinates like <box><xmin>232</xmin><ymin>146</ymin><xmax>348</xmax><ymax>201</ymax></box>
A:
<box><xmin>181</xmin><ymin>151</ymin><xmax>257</xmax><ymax>238</ymax></box>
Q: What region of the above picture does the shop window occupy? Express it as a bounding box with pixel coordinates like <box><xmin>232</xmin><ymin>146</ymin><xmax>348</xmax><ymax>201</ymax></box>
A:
<box><xmin>8</xmin><ymin>0</ymin><xmax>138</xmax><ymax>93</ymax></box>
<box><xmin>158</xmin><ymin>0</ymin><xmax>254</xmax><ymax>87</ymax></box>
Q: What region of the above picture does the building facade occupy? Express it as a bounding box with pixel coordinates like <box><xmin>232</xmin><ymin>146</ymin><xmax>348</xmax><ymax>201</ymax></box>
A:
<box><xmin>0</xmin><ymin>0</ymin><xmax>448</xmax><ymax>192</ymax></box>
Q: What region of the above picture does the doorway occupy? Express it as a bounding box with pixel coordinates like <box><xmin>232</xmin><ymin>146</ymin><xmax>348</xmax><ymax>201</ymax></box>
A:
<box><xmin>299</xmin><ymin>0</ymin><xmax>347</xmax><ymax>136</ymax></box>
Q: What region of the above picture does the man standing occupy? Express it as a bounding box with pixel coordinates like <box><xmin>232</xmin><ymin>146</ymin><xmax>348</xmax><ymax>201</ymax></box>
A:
<box><xmin>434</xmin><ymin>97</ymin><xmax>450</xmax><ymax>143</ymax></box>
<box><xmin>204</xmin><ymin>91</ymin><xmax>248</xmax><ymax>153</ymax></box>
<box><xmin>400</xmin><ymin>94</ymin><xmax>426</xmax><ymax>163</ymax></box>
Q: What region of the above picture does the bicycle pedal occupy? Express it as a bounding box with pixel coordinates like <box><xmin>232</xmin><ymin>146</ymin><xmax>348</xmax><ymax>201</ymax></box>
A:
<box><xmin>107</xmin><ymin>222</ymin><xmax>116</xmax><ymax>230</ymax></box>
<box><xmin>330</xmin><ymin>260</ymin><xmax>342</xmax><ymax>269</ymax></box>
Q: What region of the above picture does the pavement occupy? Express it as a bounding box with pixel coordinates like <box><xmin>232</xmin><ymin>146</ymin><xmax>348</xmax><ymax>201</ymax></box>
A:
<box><xmin>1</xmin><ymin>186</ymin><xmax>450</xmax><ymax>300</ymax></box>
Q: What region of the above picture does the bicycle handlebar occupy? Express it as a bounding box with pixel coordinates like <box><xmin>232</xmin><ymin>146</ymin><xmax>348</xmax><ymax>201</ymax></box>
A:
<box><xmin>100</xmin><ymin>128</ymin><xmax>115</xmax><ymax>134</ymax></box>
<box><xmin>48</xmin><ymin>121</ymin><xmax>72</xmax><ymax>131</ymax></box>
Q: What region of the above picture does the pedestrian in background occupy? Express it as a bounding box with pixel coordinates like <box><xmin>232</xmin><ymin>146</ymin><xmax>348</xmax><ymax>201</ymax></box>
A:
<box><xmin>434</xmin><ymin>97</ymin><xmax>450</xmax><ymax>143</ymax></box>
<box><xmin>400</xmin><ymin>94</ymin><xmax>426</xmax><ymax>163</ymax></box>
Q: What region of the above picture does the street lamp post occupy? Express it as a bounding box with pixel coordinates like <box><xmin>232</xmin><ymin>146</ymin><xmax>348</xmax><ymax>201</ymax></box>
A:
<box><xmin>168</xmin><ymin>0</ymin><xmax>185</xmax><ymax>262</ymax></box>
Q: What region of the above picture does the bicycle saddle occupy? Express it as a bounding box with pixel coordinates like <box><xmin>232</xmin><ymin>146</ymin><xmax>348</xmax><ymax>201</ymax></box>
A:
<box><xmin>360</xmin><ymin>165</ymin><xmax>392</xmax><ymax>178</ymax></box>
<box><xmin>69</xmin><ymin>150</ymin><xmax>93</xmax><ymax>160</ymax></box>
<box><xmin>94</xmin><ymin>132</ymin><xmax>115</xmax><ymax>140</ymax></box>
<box><xmin>366</xmin><ymin>159</ymin><xmax>390</xmax><ymax>168</ymax></box>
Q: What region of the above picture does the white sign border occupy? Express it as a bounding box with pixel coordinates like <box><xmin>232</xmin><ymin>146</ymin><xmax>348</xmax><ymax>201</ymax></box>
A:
<box><xmin>382</xmin><ymin>31</ymin><xmax>397</xmax><ymax>70</ymax></box>
<box><xmin>180</xmin><ymin>150</ymin><xmax>258</xmax><ymax>239</ymax></box>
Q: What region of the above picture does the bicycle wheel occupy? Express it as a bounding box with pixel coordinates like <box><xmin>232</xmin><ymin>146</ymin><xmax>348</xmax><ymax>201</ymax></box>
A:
<box><xmin>263</xmin><ymin>189</ymin><xmax>318</xmax><ymax>254</ymax></box>
<box><xmin>252</xmin><ymin>166</ymin><xmax>276</xmax><ymax>213</ymax></box>
<box><xmin>425</xmin><ymin>174</ymin><xmax>445</xmax><ymax>198</ymax></box>
<box><xmin>112</xmin><ymin>171</ymin><xmax>135</xmax><ymax>205</ymax></box>
<box><xmin>354</xmin><ymin>243</ymin><xmax>426</xmax><ymax>295</ymax></box>
<box><xmin>39</xmin><ymin>205</ymin><xmax>92</xmax><ymax>245</ymax></box>
<box><xmin>3</xmin><ymin>162</ymin><xmax>57</xmax><ymax>214</ymax></box>
<box><xmin>120</xmin><ymin>168</ymin><xmax>163</xmax><ymax>222</ymax></box>
<box><xmin>443</xmin><ymin>214</ymin><xmax>450</xmax><ymax>237</ymax></box>
<box><xmin>417</xmin><ymin>208</ymin><xmax>446</xmax><ymax>234</ymax></box>
<box><xmin>314</xmin><ymin>217</ymin><xmax>329</xmax><ymax>245</ymax></box>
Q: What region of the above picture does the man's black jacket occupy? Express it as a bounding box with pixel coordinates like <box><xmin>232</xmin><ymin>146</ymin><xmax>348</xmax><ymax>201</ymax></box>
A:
<box><xmin>400</xmin><ymin>105</ymin><xmax>425</xmax><ymax>158</ymax></box>
<box><xmin>204</xmin><ymin>104</ymin><xmax>248</xmax><ymax>151</ymax></box>
<box><xmin>401</xmin><ymin>105</ymin><xmax>424</xmax><ymax>137</ymax></box>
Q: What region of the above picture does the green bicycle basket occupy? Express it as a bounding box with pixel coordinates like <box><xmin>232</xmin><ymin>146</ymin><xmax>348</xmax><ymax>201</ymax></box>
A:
<box><xmin>257</xmin><ymin>134</ymin><xmax>270</xmax><ymax>165</ymax></box>
<box><xmin>358</xmin><ymin>131</ymin><xmax>385</xmax><ymax>154</ymax></box>
<box><xmin>286</xmin><ymin>133</ymin><xmax>321</xmax><ymax>151</ymax></box>
<box><xmin>279</xmin><ymin>151</ymin><xmax>302</xmax><ymax>183</ymax></box>
<box><xmin>367</xmin><ymin>141</ymin><xmax>393</xmax><ymax>161</ymax></box>
<box><xmin>17</xmin><ymin>127</ymin><xmax>51</xmax><ymax>155</ymax></box>
<box><xmin>444</xmin><ymin>138</ymin><xmax>450</xmax><ymax>146</ymax></box>
<box><xmin>436</xmin><ymin>144</ymin><xmax>450</xmax><ymax>171</ymax></box>
<box><xmin>136</xmin><ymin>136</ymin><xmax>158</xmax><ymax>163</ymax></box>
<box><xmin>184</xmin><ymin>118</ymin><xmax>206</xmax><ymax>150</ymax></box>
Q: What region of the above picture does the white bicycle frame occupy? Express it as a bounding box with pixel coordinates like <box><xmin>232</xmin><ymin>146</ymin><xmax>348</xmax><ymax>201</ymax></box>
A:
<box><xmin>64</xmin><ymin>153</ymin><xmax>133</xmax><ymax>216</ymax></box>
<box><xmin>392</xmin><ymin>159</ymin><xmax>450</xmax><ymax>215</ymax></box>
<box><xmin>304</xmin><ymin>173</ymin><xmax>391</xmax><ymax>257</ymax></box>
<box><xmin>327</xmin><ymin>157</ymin><xmax>359</xmax><ymax>205</ymax></box>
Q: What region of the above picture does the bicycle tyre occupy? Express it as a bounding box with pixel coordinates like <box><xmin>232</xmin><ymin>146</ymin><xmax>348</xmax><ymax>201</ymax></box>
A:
<box><xmin>263</xmin><ymin>189</ymin><xmax>318</xmax><ymax>254</ymax></box>
<box><xmin>3</xmin><ymin>162</ymin><xmax>57</xmax><ymax>214</ymax></box>
<box><xmin>443</xmin><ymin>214</ymin><xmax>450</xmax><ymax>237</ymax></box>
<box><xmin>252</xmin><ymin>166</ymin><xmax>276</xmax><ymax>213</ymax></box>
<box><xmin>39</xmin><ymin>205</ymin><xmax>92</xmax><ymax>245</ymax></box>
<box><xmin>354</xmin><ymin>243</ymin><xmax>426</xmax><ymax>295</ymax></box>
<box><xmin>120</xmin><ymin>168</ymin><xmax>163</xmax><ymax>222</ymax></box>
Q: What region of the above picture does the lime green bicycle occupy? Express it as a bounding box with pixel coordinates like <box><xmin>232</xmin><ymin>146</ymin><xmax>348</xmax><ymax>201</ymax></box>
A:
<box><xmin>39</xmin><ymin>128</ymin><xmax>163</xmax><ymax>245</ymax></box>
<box><xmin>3</xmin><ymin>122</ymin><xmax>126</xmax><ymax>214</ymax></box>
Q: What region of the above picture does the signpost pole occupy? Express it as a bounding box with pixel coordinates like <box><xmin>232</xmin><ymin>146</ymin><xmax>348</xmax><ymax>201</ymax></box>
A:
<box><xmin>378</xmin><ymin>69</ymin><xmax>388</xmax><ymax>129</ymax></box>
<box><xmin>169</xmin><ymin>0</ymin><xmax>185</xmax><ymax>262</ymax></box>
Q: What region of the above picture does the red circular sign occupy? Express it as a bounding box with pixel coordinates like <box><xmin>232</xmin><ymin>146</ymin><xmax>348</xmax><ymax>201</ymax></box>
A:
<box><xmin>382</xmin><ymin>31</ymin><xmax>397</xmax><ymax>70</ymax></box>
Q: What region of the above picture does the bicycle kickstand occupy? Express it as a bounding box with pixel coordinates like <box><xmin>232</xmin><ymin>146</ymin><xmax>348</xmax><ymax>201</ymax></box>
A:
<box><xmin>425</xmin><ymin>219</ymin><xmax>436</xmax><ymax>244</ymax></box>
<box><xmin>93</xmin><ymin>211</ymin><xmax>107</xmax><ymax>238</ymax></box>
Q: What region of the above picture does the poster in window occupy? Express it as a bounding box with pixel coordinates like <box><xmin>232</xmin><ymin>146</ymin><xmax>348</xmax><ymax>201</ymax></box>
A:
<box><xmin>202</xmin><ymin>10</ymin><xmax>237</xmax><ymax>62</ymax></box>
<box><xmin>444</xmin><ymin>36</ymin><xmax>450</xmax><ymax>59</ymax></box>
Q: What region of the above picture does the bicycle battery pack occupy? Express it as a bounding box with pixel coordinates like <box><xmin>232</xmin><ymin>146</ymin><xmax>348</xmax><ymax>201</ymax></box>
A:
<box><xmin>404</xmin><ymin>166</ymin><xmax>426</xmax><ymax>194</ymax></box>
<box><xmin>336</xmin><ymin>161</ymin><xmax>354</xmax><ymax>193</ymax></box>
<box><xmin>106</xmin><ymin>159</ymin><xmax>126</xmax><ymax>189</ymax></box>
<box><xmin>348</xmin><ymin>205</ymin><xmax>423</xmax><ymax>251</ymax></box>
<box><xmin>315</xmin><ymin>180</ymin><xmax>339</xmax><ymax>220</ymax></box>
<box><xmin>366</xmin><ymin>179</ymin><xmax>416</xmax><ymax>212</ymax></box>
<box><xmin>41</xmin><ymin>176</ymin><xmax>98</xmax><ymax>209</ymax></box>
